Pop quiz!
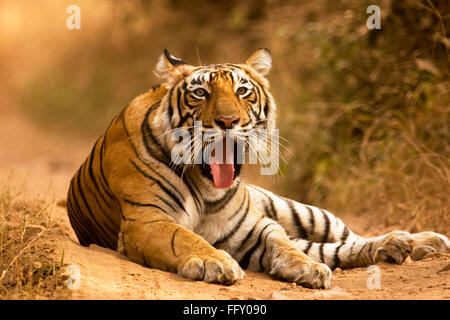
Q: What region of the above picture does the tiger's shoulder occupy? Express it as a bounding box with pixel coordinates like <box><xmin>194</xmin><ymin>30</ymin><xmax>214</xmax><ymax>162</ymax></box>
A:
<box><xmin>108</xmin><ymin>84</ymin><xmax>168</xmax><ymax>135</ymax></box>
<box><xmin>126</xmin><ymin>84</ymin><xmax>167</xmax><ymax>117</ymax></box>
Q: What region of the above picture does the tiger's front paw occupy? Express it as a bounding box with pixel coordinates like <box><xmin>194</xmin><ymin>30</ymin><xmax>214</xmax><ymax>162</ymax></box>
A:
<box><xmin>270</xmin><ymin>249</ymin><xmax>331</xmax><ymax>289</ymax></box>
<box><xmin>178</xmin><ymin>249</ymin><xmax>245</xmax><ymax>285</ymax></box>
<box><xmin>373</xmin><ymin>231</ymin><xmax>413</xmax><ymax>264</ymax></box>
<box><xmin>409</xmin><ymin>232</ymin><xmax>450</xmax><ymax>261</ymax></box>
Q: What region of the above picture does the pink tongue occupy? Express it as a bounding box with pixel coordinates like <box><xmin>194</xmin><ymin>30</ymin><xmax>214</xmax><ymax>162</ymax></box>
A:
<box><xmin>210</xmin><ymin>140</ymin><xmax>235</xmax><ymax>188</ymax></box>
<box><xmin>210</xmin><ymin>162</ymin><xmax>234</xmax><ymax>188</ymax></box>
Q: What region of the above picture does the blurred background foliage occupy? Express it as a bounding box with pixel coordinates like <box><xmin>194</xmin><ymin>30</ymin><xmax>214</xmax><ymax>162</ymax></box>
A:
<box><xmin>1</xmin><ymin>0</ymin><xmax>449</xmax><ymax>234</ymax></box>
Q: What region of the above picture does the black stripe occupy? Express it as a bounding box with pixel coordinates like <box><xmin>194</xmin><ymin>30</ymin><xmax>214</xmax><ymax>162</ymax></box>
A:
<box><xmin>130</xmin><ymin>159</ymin><xmax>186</xmax><ymax>213</ymax></box>
<box><xmin>167</xmin><ymin>103</ymin><xmax>173</xmax><ymax>120</ymax></box>
<box><xmin>367</xmin><ymin>242</ymin><xmax>374</xmax><ymax>260</ymax></box>
<box><xmin>178</xmin><ymin>113</ymin><xmax>193</xmax><ymax>129</ymax></box>
<box><xmin>255</xmin><ymin>188</ymin><xmax>276</xmax><ymax>219</ymax></box>
<box><xmin>94</xmin><ymin>157</ymin><xmax>116</xmax><ymax>204</ymax></box>
<box><xmin>258</xmin><ymin>230</ymin><xmax>274</xmax><ymax>272</ymax></box>
<box><xmin>69</xmin><ymin>176</ymin><xmax>105</xmax><ymax>246</ymax></box>
<box><xmin>86</xmin><ymin>138</ymin><xmax>113</xmax><ymax>209</ymax></box>
<box><xmin>356</xmin><ymin>241</ymin><xmax>368</xmax><ymax>263</ymax></box>
<box><xmin>184</xmin><ymin>92</ymin><xmax>198</xmax><ymax>110</ymax></box>
<box><xmin>261</xmin><ymin>87</ymin><xmax>270</xmax><ymax>120</ymax></box>
<box><xmin>204</xmin><ymin>179</ymin><xmax>241</xmax><ymax>214</ymax></box>
<box><xmin>304</xmin><ymin>240</ymin><xmax>313</xmax><ymax>255</ymax></box>
<box><xmin>121</xmin><ymin>113</ymin><xmax>186</xmax><ymax>203</ymax></box>
<box><xmin>213</xmin><ymin>192</ymin><xmax>250</xmax><ymax>247</ymax></box>
<box><xmin>321</xmin><ymin>210</ymin><xmax>330</xmax><ymax>243</ymax></box>
<box><xmin>252</xmin><ymin>83</ymin><xmax>262</xmax><ymax>115</ymax></box>
<box><xmin>183</xmin><ymin>176</ymin><xmax>203</xmax><ymax>213</ymax></box>
<box><xmin>249</xmin><ymin>79</ymin><xmax>266</xmax><ymax>120</ymax></box>
<box><xmin>98</xmin><ymin>136</ymin><xmax>116</xmax><ymax>200</ymax></box>
<box><xmin>156</xmin><ymin>195</ymin><xmax>177</xmax><ymax>213</ymax></box>
<box><xmin>340</xmin><ymin>226</ymin><xmax>350</xmax><ymax>243</ymax></box>
<box><xmin>258</xmin><ymin>247</ymin><xmax>267</xmax><ymax>272</ymax></box>
<box><xmin>332</xmin><ymin>243</ymin><xmax>344</xmax><ymax>269</ymax></box>
<box><xmin>171</xmin><ymin>228</ymin><xmax>180</xmax><ymax>257</ymax></box>
<box><xmin>84</xmin><ymin>144</ymin><xmax>117</xmax><ymax>226</ymax></box>
<box><xmin>319</xmin><ymin>243</ymin><xmax>325</xmax><ymax>263</ymax></box>
<box><xmin>167</xmin><ymin>88</ymin><xmax>174</xmax><ymax>119</ymax></box>
<box><xmin>239</xmin><ymin>223</ymin><xmax>274</xmax><ymax>269</ymax></box>
<box><xmin>262</xmin><ymin>203</ymin><xmax>272</xmax><ymax>219</ymax></box>
<box><xmin>69</xmin><ymin>170</ymin><xmax>101</xmax><ymax>243</ymax></box>
<box><xmin>240</xmin><ymin>120</ymin><xmax>251</xmax><ymax>128</ymax></box>
<box><xmin>119</xmin><ymin>96</ymin><xmax>188</xmax><ymax>187</ymax></box>
<box><xmin>263</xmin><ymin>102</ymin><xmax>269</xmax><ymax>119</ymax></box>
<box><xmin>285</xmin><ymin>199</ymin><xmax>308</xmax><ymax>239</ymax></box>
<box><xmin>235</xmin><ymin>217</ymin><xmax>263</xmax><ymax>254</ymax></box>
<box><xmin>246</xmin><ymin>89</ymin><xmax>257</xmax><ymax>104</ymax></box>
<box><xmin>176</xmin><ymin>85</ymin><xmax>187</xmax><ymax>127</ymax></box>
<box><xmin>66</xmin><ymin>187</ymin><xmax>92</xmax><ymax>245</ymax></box>
<box><xmin>120</xmin><ymin>99</ymin><xmax>200</xmax><ymax>216</ymax></box>
<box><xmin>251</xmin><ymin>108</ymin><xmax>259</xmax><ymax>120</ymax></box>
<box><xmin>256</xmin><ymin>87</ymin><xmax>264</xmax><ymax>120</ymax></box>
<box><xmin>229</xmin><ymin>190</ymin><xmax>249</xmax><ymax>220</ymax></box>
<box><xmin>176</xmin><ymin>86</ymin><xmax>182</xmax><ymax>118</ymax></box>
<box><xmin>75</xmin><ymin>167</ymin><xmax>114</xmax><ymax>248</ymax></box>
<box><xmin>228</xmin><ymin>71</ymin><xmax>235</xmax><ymax>85</ymax></box>
<box><xmin>190</xmin><ymin>78</ymin><xmax>202</xmax><ymax>85</ymax></box>
<box><xmin>265</xmin><ymin>194</ymin><xmax>277</xmax><ymax>219</ymax></box>
<box><xmin>96</xmin><ymin>166</ymin><xmax>116</xmax><ymax>201</ymax></box>
<box><xmin>141</xmin><ymin>102</ymin><xmax>170</xmax><ymax>162</ymax></box>
<box><xmin>81</xmin><ymin>161</ymin><xmax>118</xmax><ymax>235</ymax></box>
<box><xmin>122</xmin><ymin>198</ymin><xmax>167</xmax><ymax>214</ymax></box>
<box><xmin>349</xmin><ymin>240</ymin><xmax>357</xmax><ymax>256</ymax></box>
<box><xmin>306</xmin><ymin>206</ymin><xmax>315</xmax><ymax>236</ymax></box>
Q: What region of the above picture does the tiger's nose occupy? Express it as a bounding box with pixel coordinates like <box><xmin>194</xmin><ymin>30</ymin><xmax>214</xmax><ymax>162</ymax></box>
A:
<box><xmin>214</xmin><ymin>116</ymin><xmax>240</xmax><ymax>130</ymax></box>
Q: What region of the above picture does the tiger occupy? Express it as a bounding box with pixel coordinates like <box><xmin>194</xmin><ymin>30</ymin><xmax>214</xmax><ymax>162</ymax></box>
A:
<box><xmin>67</xmin><ymin>49</ymin><xmax>450</xmax><ymax>289</ymax></box>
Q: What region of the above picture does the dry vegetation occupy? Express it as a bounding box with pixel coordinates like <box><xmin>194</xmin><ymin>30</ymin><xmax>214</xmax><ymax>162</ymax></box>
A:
<box><xmin>0</xmin><ymin>182</ymin><xmax>69</xmax><ymax>299</ymax></box>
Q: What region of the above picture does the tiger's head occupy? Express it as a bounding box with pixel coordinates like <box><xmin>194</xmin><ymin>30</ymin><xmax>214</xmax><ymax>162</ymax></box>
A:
<box><xmin>154</xmin><ymin>49</ymin><xmax>277</xmax><ymax>188</ymax></box>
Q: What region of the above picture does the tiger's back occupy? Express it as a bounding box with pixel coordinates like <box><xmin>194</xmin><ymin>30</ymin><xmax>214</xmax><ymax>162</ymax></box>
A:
<box><xmin>67</xmin><ymin>86</ymin><xmax>168</xmax><ymax>250</ymax></box>
<box><xmin>67</xmin><ymin>134</ymin><xmax>120</xmax><ymax>249</ymax></box>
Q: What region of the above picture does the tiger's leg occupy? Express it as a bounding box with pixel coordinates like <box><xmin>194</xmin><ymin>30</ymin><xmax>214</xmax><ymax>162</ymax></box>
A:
<box><xmin>218</xmin><ymin>214</ymin><xmax>332</xmax><ymax>289</ymax></box>
<box><xmin>248</xmin><ymin>185</ymin><xmax>450</xmax><ymax>268</ymax></box>
<box><xmin>118</xmin><ymin>203</ymin><xmax>244</xmax><ymax>285</ymax></box>
<box><xmin>292</xmin><ymin>230</ymin><xmax>450</xmax><ymax>268</ymax></box>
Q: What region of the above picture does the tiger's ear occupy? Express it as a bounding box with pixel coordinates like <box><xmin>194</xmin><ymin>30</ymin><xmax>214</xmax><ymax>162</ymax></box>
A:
<box><xmin>154</xmin><ymin>49</ymin><xmax>187</xmax><ymax>80</ymax></box>
<box><xmin>245</xmin><ymin>48</ymin><xmax>272</xmax><ymax>76</ymax></box>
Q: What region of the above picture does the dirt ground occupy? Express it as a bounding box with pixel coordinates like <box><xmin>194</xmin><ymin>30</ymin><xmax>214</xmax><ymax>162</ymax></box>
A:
<box><xmin>1</xmin><ymin>106</ymin><xmax>449</xmax><ymax>300</ymax></box>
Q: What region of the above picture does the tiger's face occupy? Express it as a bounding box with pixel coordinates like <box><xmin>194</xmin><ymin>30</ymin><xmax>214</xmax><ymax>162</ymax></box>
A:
<box><xmin>155</xmin><ymin>49</ymin><xmax>276</xmax><ymax>188</ymax></box>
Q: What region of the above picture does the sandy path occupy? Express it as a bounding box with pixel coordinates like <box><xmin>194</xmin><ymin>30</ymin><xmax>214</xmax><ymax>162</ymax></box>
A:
<box><xmin>1</xmin><ymin>106</ymin><xmax>449</xmax><ymax>300</ymax></box>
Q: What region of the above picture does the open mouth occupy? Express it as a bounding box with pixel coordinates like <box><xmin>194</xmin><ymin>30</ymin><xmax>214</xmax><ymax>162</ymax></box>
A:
<box><xmin>200</xmin><ymin>138</ymin><xmax>242</xmax><ymax>188</ymax></box>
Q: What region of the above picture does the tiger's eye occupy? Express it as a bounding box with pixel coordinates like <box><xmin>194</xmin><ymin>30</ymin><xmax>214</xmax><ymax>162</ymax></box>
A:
<box><xmin>237</xmin><ymin>87</ymin><xmax>248</xmax><ymax>96</ymax></box>
<box><xmin>194</xmin><ymin>88</ymin><xmax>207</xmax><ymax>97</ymax></box>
